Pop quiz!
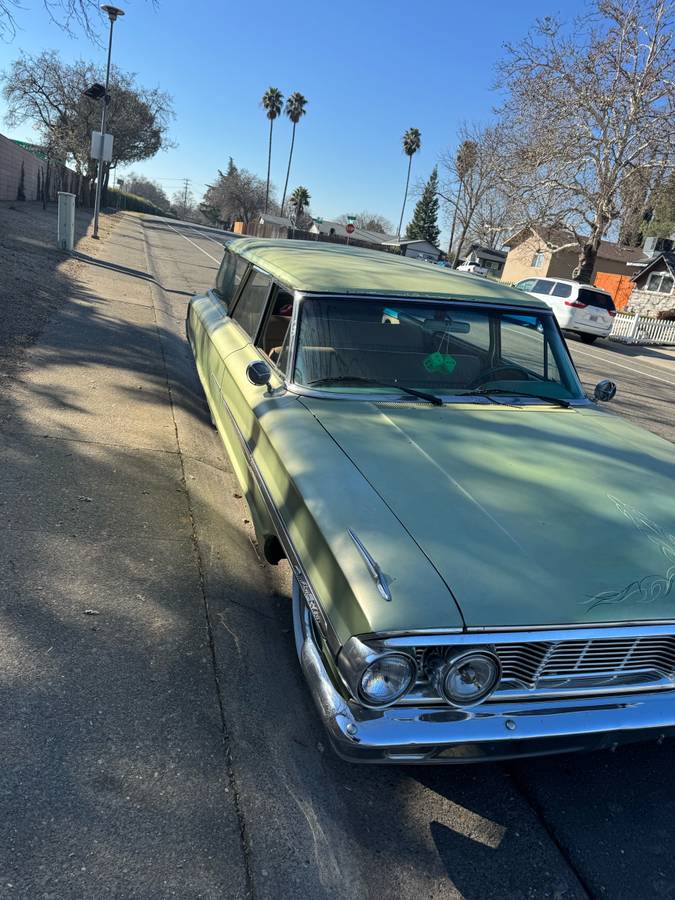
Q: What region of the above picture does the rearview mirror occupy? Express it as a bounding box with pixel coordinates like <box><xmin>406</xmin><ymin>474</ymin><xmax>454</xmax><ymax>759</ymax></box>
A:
<box><xmin>594</xmin><ymin>379</ymin><xmax>617</xmax><ymax>402</ymax></box>
<box><xmin>423</xmin><ymin>318</ymin><xmax>471</xmax><ymax>334</ymax></box>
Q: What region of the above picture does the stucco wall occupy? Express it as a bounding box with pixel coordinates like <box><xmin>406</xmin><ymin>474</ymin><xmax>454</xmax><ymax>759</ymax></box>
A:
<box><xmin>545</xmin><ymin>249</ymin><xmax>580</xmax><ymax>278</ymax></box>
<box><xmin>628</xmin><ymin>287</ymin><xmax>675</xmax><ymax>315</ymax></box>
<box><xmin>502</xmin><ymin>232</ymin><xmax>636</xmax><ymax>283</ymax></box>
<box><xmin>501</xmin><ymin>234</ymin><xmax>552</xmax><ymax>282</ymax></box>
<box><xmin>0</xmin><ymin>133</ymin><xmax>84</xmax><ymax>203</ymax></box>
<box><xmin>0</xmin><ymin>134</ymin><xmax>46</xmax><ymax>201</ymax></box>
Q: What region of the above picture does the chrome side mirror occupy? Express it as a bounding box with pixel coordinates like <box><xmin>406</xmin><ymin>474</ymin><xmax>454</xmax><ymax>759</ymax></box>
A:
<box><xmin>594</xmin><ymin>379</ymin><xmax>617</xmax><ymax>402</ymax></box>
<box><xmin>247</xmin><ymin>360</ymin><xmax>272</xmax><ymax>391</ymax></box>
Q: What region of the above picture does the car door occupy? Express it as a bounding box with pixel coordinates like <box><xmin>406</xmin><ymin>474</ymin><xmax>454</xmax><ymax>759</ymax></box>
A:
<box><xmin>189</xmin><ymin>247</ymin><xmax>250</xmax><ymax>412</ymax></box>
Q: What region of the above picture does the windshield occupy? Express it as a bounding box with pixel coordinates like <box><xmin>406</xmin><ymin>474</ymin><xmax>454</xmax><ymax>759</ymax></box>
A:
<box><xmin>293</xmin><ymin>297</ymin><xmax>584</xmax><ymax>401</ymax></box>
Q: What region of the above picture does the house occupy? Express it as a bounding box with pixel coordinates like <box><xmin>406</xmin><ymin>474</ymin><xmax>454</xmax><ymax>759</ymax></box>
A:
<box><xmin>308</xmin><ymin>219</ymin><xmax>396</xmax><ymax>245</ymax></box>
<box><xmin>501</xmin><ymin>226</ymin><xmax>647</xmax><ymax>284</ymax></box>
<box><xmin>627</xmin><ymin>235</ymin><xmax>675</xmax><ymax>316</ymax></box>
<box><xmin>462</xmin><ymin>244</ymin><xmax>507</xmax><ymax>278</ymax></box>
<box><xmin>253</xmin><ymin>214</ymin><xmax>292</xmax><ymax>239</ymax></box>
<box><xmin>381</xmin><ymin>237</ymin><xmax>442</xmax><ymax>262</ymax></box>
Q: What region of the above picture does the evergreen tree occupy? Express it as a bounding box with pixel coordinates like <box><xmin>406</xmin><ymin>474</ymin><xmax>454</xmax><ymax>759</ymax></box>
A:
<box><xmin>16</xmin><ymin>160</ymin><xmax>26</xmax><ymax>201</ymax></box>
<box><xmin>406</xmin><ymin>167</ymin><xmax>440</xmax><ymax>245</ymax></box>
<box><xmin>645</xmin><ymin>172</ymin><xmax>675</xmax><ymax>240</ymax></box>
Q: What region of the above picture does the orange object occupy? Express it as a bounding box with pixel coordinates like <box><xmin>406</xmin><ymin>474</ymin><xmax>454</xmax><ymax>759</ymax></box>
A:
<box><xmin>233</xmin><ymin>221</ymin><xmax>246</xmax><ymax>234</ymax></box>
<box><xmin>594</xmin><ymin>272</ymin><xmax>634</xmax><ymax>310</ymax></box>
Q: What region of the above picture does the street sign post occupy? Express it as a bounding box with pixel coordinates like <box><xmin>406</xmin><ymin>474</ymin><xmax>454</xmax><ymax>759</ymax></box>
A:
<box><xmin>90</xmin><ymin>131</ymin><xmax>114</xmax><ymax>162</ymax></box>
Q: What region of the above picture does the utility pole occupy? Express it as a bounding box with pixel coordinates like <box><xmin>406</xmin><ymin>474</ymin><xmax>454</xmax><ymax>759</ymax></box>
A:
<box><xmin>92</xmin><ymin>5</ymin><xmax>125</xmax><ymax>239</ymax></box>
<box><xmin>182</xmin><ymin>177</ymin><xmax>190</xmax><ymax>219</ymax></box>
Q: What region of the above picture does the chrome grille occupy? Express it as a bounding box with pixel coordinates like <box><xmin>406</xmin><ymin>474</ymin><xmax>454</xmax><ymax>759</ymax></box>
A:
<box><xmin>496</xmin><ymin>637</ymin><xmax>675</xmax><ymax>688</ymax></box>
<box><xmin>409</xmin><ymin>634</ymin><xmax>675</xmax><ymax>701</ymax></box>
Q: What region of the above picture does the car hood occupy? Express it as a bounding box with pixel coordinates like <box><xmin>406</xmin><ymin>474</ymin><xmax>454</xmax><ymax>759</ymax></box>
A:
<box><xmin>302</xmin><ymin>398</ymin><xmax>675</xmax><ymax>629</ymax></box>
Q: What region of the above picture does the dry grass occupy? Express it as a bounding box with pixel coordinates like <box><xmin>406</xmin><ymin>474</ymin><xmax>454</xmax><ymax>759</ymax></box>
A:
<box><xmin>0</xmin><ymin>201</ymin><xmax>116</xmax><ymax>376</ymax></box>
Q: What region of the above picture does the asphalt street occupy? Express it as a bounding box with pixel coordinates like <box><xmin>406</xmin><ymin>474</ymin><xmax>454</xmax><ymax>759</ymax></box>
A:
<box><xmin>140</xmin><ymin>217</ymin><xmax>675</xmax><ymax>900</ymax></box>
<box><xmin>2</xmin><ymin>211</ymin><xmax>675</xmax><ymax>900</ymax></box>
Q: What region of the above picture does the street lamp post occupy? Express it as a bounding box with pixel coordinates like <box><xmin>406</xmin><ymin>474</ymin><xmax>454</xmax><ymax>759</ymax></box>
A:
<box><xmin>92</xmin><ymin>4</ymin><xmax>125</xmax><ymax>239</ymax></box>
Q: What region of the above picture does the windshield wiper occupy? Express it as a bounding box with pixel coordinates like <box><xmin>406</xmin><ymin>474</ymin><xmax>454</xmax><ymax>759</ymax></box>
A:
<box><xmin>461</xmin><ymin>388</ymin><xmax>571</xmax><ymax>408</ymax></box>
<box><xmin>307</xmin><ymin>376</ymin><xmax>443</xmax><ymax>406</ymax></box>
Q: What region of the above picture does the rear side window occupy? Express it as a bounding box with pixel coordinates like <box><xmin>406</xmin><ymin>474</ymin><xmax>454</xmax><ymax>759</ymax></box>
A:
<box><xmin>532</xmin><ymin>279</ymin><xmax>555</xmax><ymax>294</ymax></box>
<box><xmin>551</xmin><ymin>282</ymin><xmax>572</xmax><ymax>298</ymax></box>
<box><xmin>230</xmin><ymin>270</ymin><xmax>272</xmax><ymax>338</ymax></box>
<box><xmin>215</xmin><ymin>250</ymin><xmax>248</xmax><ymax>305</ymax></box>
<box><xmin>578</xmin><ymin>288</ymin><xmax>615</xmax><ymax>311</ymax></box>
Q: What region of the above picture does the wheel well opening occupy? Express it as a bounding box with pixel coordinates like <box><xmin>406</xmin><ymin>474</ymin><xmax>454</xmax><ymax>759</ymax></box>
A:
<box><xmin>263</xmin><ymin>534</ymin><xmax>286</xmax><ymax>565</ymax></box>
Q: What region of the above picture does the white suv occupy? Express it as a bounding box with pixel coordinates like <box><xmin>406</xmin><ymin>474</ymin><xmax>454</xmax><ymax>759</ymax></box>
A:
<box><xmin>514</xmin><ymin>277</ymin><xmax>616</xmax><ymax>344</ymax></box>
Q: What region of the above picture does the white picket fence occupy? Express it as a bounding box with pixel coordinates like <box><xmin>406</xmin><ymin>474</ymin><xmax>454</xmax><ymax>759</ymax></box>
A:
<box><xmin>610</xmin><ymin>313</ymin><xmax>675</xmax><ymax>346</ymax></box>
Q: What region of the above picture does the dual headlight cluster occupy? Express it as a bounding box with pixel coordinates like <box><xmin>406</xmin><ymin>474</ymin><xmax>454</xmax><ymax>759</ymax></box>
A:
<box><xmin>339</xmin><ymin>639</ymin><xmax>502</xmax><ymax>709</ymax></box>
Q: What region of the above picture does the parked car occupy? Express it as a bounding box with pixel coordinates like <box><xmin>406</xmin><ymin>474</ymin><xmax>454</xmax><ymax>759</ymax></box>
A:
<box><xmin>514</xmin><ymin>277</ymin><xmax>616</xmax><ymax>343</ymax></box>
<box><xmin>457</xmin><ymin>261</ymin><xmax>489</xmax><ymax>277</ymax></box>
<box><xmin>187</xmin><ymin>238</ymin><xmax>675</xmax><ymax>764</ymax></box>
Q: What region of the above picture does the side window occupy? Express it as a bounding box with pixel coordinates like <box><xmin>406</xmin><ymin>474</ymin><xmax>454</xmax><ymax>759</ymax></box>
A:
<box><xmin>230</xmin><ymin>270</ymin><xmax>272</xmax><ymax>339</ymax></box>
<box><xmin>532</xmin><ymin>279</ymin><xmax>555</xmax><ymax>294</ymax></box>
<box><xmin>516</xmin><ymin>279</ymin><xmax>536</xmax><ymax>291</ymax></box>
<box><xmin>578</xmin><ymin>288</ymin><xmax>615</xmax><ymax>311</ymax></box>
<box><xmin>257</xmin><ymin>288</ymin><xmax>294</xmax><ymax>371</ymax></box>
<box><xmin>500</xmin><ymin>315</ymin><xmax>561</xmax><ymax>381</ymax></box>
<box><xmin>551</xmin><ymin>282</ymin><xmax>572</xmax><ymax>298</ymax></box>
<box><xmin>215</xmin><ymin>250</ymin><xmax>248</xmax><ymax>306</ymax></box>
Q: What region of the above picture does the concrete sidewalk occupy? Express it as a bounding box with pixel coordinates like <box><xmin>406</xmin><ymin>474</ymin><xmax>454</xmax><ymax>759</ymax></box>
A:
<box><xmin>0</xmin><ymin>214</ymin><xmax>249</xmax><ymax>898</ymax></box>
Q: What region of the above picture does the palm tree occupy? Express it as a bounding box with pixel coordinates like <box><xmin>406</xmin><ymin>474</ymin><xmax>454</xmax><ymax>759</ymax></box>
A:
<box><xmin>289</xmin><ymin>185</ymin><xmax>310</xmax><ymax>236</ymax></box>
<box><xmin>261</xmin><ymin>86</ymin><xmax>284</xmax><ymax>213</ymax></box>
<box><xmin>280</xmin><ymin>92</ymin><xmax>308</xmax><ymax>215</ymax></box>
<box><xmin>397</xmin><ymin>127</ymin><xmax>422</xmax><ymax>238</ymax></box>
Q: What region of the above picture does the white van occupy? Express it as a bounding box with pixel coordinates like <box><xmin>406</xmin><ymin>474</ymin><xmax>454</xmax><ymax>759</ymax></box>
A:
<box><xmin>514</xmin><ymin>277</ymin><xmax>616</xmax><ymax>344</ymax></box>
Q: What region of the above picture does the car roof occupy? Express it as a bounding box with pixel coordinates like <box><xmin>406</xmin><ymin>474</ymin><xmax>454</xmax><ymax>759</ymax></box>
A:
<box><xmin>229</xmin><ymin>238</ymin><xmax>548</xmax><ymax>308</ymax></box>
<box><xmin>523</xmin><ymin>276</ymin><xmax>609</xmax><ymax>293</ymax></box>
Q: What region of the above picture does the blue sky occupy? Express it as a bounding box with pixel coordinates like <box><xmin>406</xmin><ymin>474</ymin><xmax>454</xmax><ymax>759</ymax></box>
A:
<box><xmin>1</xmin><ymin>0</ymin><xmax>588</xmax><ymax>232</ymax></box>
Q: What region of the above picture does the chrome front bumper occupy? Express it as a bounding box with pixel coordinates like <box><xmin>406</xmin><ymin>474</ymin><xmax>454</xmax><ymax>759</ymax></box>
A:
<box><xmin>294</xmin><ymin>595</ymin><xmax>675</xmax><ymax>764</ymax></box>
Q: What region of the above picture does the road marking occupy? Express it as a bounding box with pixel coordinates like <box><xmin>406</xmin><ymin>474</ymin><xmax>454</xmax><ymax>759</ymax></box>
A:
<box><xmin>165</xmin><ymin>222</ymin><xmax>221</xmax><ymax>263</ymax></box>
<box><xmin>571</xmin><ymin>345</ymin><xmax>675</xmax><ymax>386</ymax></box>
<box><xmin>188</xmin><ymin>225</ymin><xmax>230</xmax><ymax>248</ymax></box>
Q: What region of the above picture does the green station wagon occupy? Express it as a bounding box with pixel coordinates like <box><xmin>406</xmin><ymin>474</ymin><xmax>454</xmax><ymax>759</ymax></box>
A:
<box><xmin>187</xmin><ymin>238</ymin><xmax>675</xmax><ymax>763</ymax></box>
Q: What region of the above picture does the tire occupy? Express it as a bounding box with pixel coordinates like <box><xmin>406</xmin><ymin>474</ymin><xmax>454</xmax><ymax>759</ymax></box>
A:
<box><xmin>579</xmin><ymin>333</ymin><xmax>597</xmax><ymax>344</ymax></box>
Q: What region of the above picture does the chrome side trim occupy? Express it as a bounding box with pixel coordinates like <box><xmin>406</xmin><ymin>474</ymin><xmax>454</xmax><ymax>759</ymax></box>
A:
<box><xmin>213</xmin><ymin>379</ymin><xmax>342</xmax><ymax>656</ymax></box>
<box><xmin>347</xmin><ymin>528</ymin><xmax>392</xmax><ymax>601</ymax></box>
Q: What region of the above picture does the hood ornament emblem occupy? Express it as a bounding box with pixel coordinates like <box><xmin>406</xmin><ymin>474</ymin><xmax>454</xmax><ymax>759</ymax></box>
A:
<box><xmin>347</xmin><ymin>529</ymin><xmax>392</xmax><ymax>601</ymax></box>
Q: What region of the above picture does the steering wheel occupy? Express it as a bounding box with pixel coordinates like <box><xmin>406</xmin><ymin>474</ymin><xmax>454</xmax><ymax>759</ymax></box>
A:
<box><xmin>469</xmin><ymin>365</ymin><xmax>531</xmax><ymax>388</ymax></box>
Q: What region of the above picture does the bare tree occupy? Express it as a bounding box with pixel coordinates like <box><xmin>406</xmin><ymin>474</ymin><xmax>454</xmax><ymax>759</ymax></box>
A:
<box><xmin>2</xmin><ymin>51</ymin><xmax>174</xmax><ymax>196</ymax></box>
<box><xmin>201</xmin><ymin>162</ymin><xmax>271</xmax><ymax>229</ymax></box>
<box><xmin>440</xmin><ymin>124</ymin><xmax>505</xmax><ymax>264</ymax></box>
<box><xmin>496</xmin><ymin>0</ymin><xmax>675</xmax><ymax>282</ymax></box>
<box><xmin>171</xmin><ymin>185</ymin><xmax>198</xmax><ymax>221</ymax></box>
<box><xmin>1</xmin><ymin>0</ymin><xmax>157</xmax><ymax>42</ymax></box>
<box><xmin>336</xmin><ymin>212</ymin><xmax>394</xmax><ymax>234</ymax></box>
<box><xmin>122</xmin><ymin>172</ymin><xmax>170</xmax><ymax>210</ymax></box>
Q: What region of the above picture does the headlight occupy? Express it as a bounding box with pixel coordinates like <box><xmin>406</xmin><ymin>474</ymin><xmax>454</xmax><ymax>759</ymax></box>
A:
<box><xmin>429</xmin><ymin>649</ymin><xmax>501</xmax><ymax>707</ymax></box>
<box><xmin>358</xmin><ymin>653</ymin><xmax>416</xmax><ymax>706</ymax></box>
